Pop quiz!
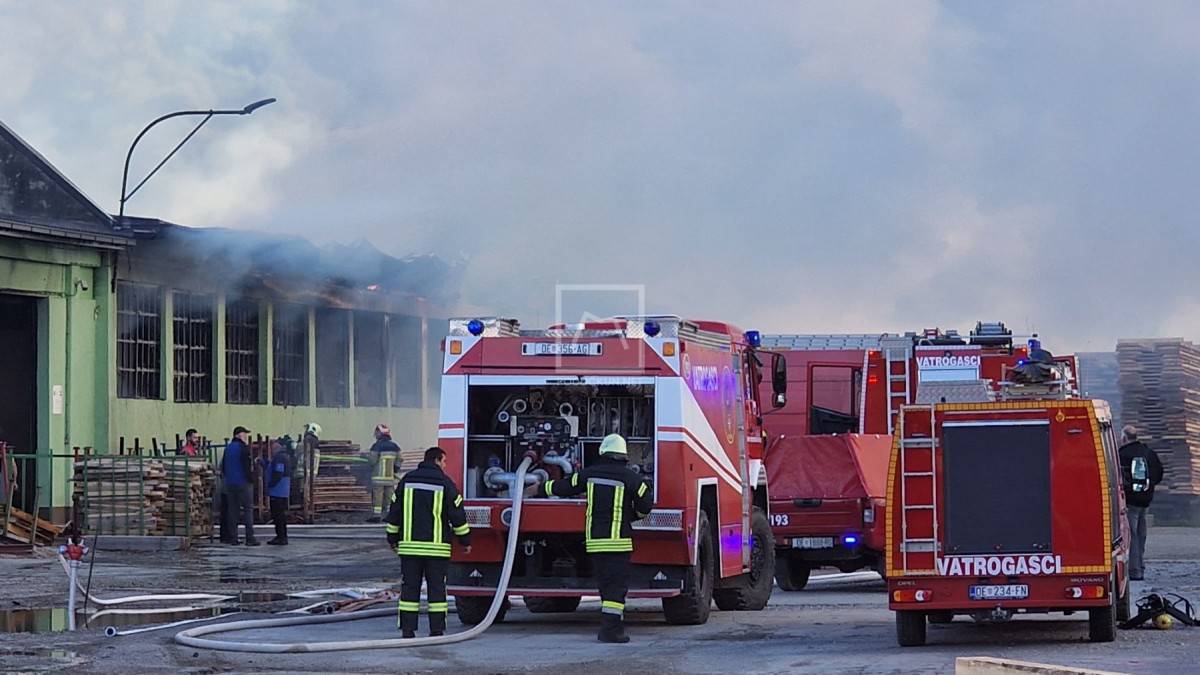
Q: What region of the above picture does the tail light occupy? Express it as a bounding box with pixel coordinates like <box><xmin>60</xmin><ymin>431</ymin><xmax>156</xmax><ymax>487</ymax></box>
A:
<box><xmin>892</xmin><ymin>589</ymin><xmax>933</xmax><ymax>603</ymax></box>
<box><xmin>1066</xmin><ymin>585</ymin><xmax>1106</xmax><ymax>599</ymax></box>
<box><xmin>863</xmin><ymin>505</ymin><xmax>875</xmax><ymax>524</ymax></box>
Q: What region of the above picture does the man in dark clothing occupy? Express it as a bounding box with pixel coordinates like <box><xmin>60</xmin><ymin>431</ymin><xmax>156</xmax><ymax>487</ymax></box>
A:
<box><xmin>221</xmin><ymin>426</ymin><xmax>259</xmax><ymax>546</ymax></box>
<box><xmin>535</xmin><ymin>434</ymin><xmax>653</xmax><ymax>643</ymax></box>
<box><xmin>368</xmin><ymin>424</ymin><xmax>401</xmax><ymax>522</ymax></box>
<box><xmin>385</xmin><ymin>446</ymin><xmax>471</xmax><ymax>638</ymax></box>
<box><xmin>262</xmin><ymin>436</ymin><xmax>295</xmax><ymax>545</ymax></box>
<box><xmin>1119</xmin><ymin>425</ymin><xmax>1164</xmax><ymax>580</ymax></box>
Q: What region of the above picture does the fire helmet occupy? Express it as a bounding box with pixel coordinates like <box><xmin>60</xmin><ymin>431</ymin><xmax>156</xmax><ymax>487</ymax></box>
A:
<box><xmin>1154</xmin><ymin>613</ymin><xmax>1174</xmax><ymax>630</ymax></box>
<box><xmin>374</xmin><ymin>423</ymin><xmax>391</xmax><ymax>437</ymax></box>
<box><xmin>599</xmin><ymin>434</ymin><xmax>628</xmax><ymax>458</ymax></box>
<box><xmin>305</xmin><ymin>422</ymin><xmax>323</xmax><ymax>437</ymax></box>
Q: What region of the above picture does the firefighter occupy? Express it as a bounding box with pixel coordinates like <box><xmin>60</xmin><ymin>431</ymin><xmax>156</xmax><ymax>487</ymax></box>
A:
<box><xmin>384</xmin><ymin>446</ymin><xmax>471</xmax><ymax>638</ymax></box>
<box><xmin>367</xmin><ymin>424</ymin><xmax>401</xmax><ymax>522</ymax></box>
<box><xmin>535</xmin><ymin>433</ymin><xmax>652</xmax><ymax>643</ymax></box>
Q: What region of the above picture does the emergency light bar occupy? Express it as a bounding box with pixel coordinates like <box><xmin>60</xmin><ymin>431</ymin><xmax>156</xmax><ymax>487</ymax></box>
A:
<box><xmin>449</xmin><ymin>317</ymin><xmax>521</xmax><ymax>337</ymax></box>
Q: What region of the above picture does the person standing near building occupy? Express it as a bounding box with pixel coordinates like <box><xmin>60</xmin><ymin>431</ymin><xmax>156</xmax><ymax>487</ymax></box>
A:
<box><xmin>535</xmin><ymin>434</ymin><xmax>652</xmax><ymax>643</ymax></box>
<box><xmin>221</xmin><ymin>426</ymin><xmax>259</xmax><ymax>546</ymax></box>
<box><xmin>179</xmin><ymin>428</ymin><xmax>201</xmax><ymax>457</ymax></box>
<box><xmin>1119</xmin><ymin>425</ymin><xmax>1164</xmax><ymax>580</ymax></box>
<box><xmin>262</xmin><ymin>436</ymin><xmax>295</xmax><ymax>546</ymax></box>
<box><xmin>368</xmin><ymin>424</ymin><xmax>401</xmax><ymax>522</ymax></box>
<box><xmin>384</xmin><ymin>447</ymin><xmax>471</xmax><ymax>638</ymax></box>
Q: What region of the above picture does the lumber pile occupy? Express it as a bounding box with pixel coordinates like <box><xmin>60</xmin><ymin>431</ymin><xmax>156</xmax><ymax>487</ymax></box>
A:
<box><xmin>313</xmin><ymin>441</ymin><xmax>372</xmax><ymax>512</ymax></box>
<box><xmin>73</xmin><ymin>457</ymin><xmax>215</xmax><ymax>536</ymax></box>
<box><xmin>0</xmin><ymin>503</ymin><xmax>63</xmax><ymax>546</ymax></box>
<box><xmin>1118</xmin><ymin>338</ymin><xmax>1200</xmax><ymax>524</ymax></box>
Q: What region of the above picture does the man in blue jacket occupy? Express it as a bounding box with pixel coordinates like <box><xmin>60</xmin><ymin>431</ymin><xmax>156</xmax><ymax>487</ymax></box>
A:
<box><xmin>262</xmin><ymin>436</ymin><xmax>295</xmax><ymax>545</ymax></box>
<box><xmin>221</xmin><ymin>426</ymin><xmax>259</xmax><ymax>546</ymax></box>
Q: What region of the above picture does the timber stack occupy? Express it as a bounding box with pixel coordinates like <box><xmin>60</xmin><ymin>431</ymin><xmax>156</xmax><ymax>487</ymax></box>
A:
<box><xmin>312</xmin><ymin>440</ymin><xmax>372</xmax><ymax>513</ymax></box>
<box><xmin>73</xmin><ymin>456</ymin><xmax>216</xmax><ymax>536</ymax></box>
<box><xmin>1118</xmin><ymin>337</ymin><xmax>1200</xmax><ymax>524</ymax></box>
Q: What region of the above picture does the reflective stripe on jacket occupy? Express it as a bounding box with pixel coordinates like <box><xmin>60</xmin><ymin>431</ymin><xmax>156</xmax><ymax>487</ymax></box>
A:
<box><xmin>538</xmin><ymin>457</ymin><xmax>652</xmax><ymax>553</ymax></box>
<box><xmin>384</xmin><ymin>461</ymin><xmax>470</xmax><ymax>557</ymax></box>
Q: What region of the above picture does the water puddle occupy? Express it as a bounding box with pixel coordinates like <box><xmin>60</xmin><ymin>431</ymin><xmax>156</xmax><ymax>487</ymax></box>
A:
<box><xmin>0</xmin><ymin>647</ymin><xmax>79</xmax><ymax>659</ymax></box>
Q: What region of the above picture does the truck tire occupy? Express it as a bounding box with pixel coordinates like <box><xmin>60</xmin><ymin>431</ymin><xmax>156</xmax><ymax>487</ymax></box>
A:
<box><xmin>896</xmin><ymin>610</ymin><xmax>927</xmax><ymax>647</ymax></box>
<box><xmin>1088</xmin><ymin>604</ymin><xmax>1116</xmax><ymax>642</ymax></box>
<box><xmin>455</xmin><ymin>595</ymin><xmax>509</xmax><ymax>625</ymax></box>
<box><xmin>713</xmin><ymin>507</ymin><xmax>775</xmax><ymax>611</ymax></box>
<box><xmin>774</xmin><ymin>553</ymin><xmax>811</xmax><ymax>591</ymax></box>
<box><xmin>663</xmin><ymin>510</ymin><xmax>714</xmax><ymax>625</ymax></box>
<box><xmin>1116</xmin><ymin>572</ymin><xmax>1131</xmax><ymax>623</ymax></box>
<box><xmin>524</xmin><ymin>596</ymin><xmax>581</xmax><ymax>614</ymax></box>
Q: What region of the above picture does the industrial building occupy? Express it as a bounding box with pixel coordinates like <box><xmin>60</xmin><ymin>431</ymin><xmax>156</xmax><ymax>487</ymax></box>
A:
<box><xmin>0</xmin><ymin>120</ymin><xmax>450</xmax><ymax>521</ymax></box>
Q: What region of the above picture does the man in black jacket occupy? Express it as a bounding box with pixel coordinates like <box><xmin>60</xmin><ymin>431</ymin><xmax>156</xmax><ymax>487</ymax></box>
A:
<box><xmin>535</xmin><ymin>434</ymin><xmax>653</xmax><ymax>643</ymax></box>
<box><xmin>1119</xmin><ymin>425</ymin><xmax>1164</xmax><ymax>580</ymax></box>
<box><xmin>385</xmin><ymin>446</ymin><xmax>471</xmax><ymax>637</ymax></box>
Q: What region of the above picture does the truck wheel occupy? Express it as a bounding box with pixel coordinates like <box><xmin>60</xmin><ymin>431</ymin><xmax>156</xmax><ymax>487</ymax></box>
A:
<box><xmin>455</xmin><ymin>595</ymin><xmax>509</xmax><ymax>625</ymax></box>
<box><xmin>1116</xmin><ymin>573</ymin><xmax>1131</xmax><ymax>623</ymax></box>
<box><xmin>663</xmin><ymin>510</ymin><xmax>715</xmax><ymax>625</ymax></box>
<box><xmin>713</xmin><ymin>507</ymin><xmax>775</xmax><ymax>611</ymax></box>
<box><xmin>524</xmin><ymin>596</ymin><xmax>582</xmax><ymax>614</ymax></box>
<box><xmin>774</xmin><ymin>553</ymin><xmax>811</xmax><ymax>591</ymax></box>
<box><xmin>896</xmin><ymin>610</ymin><xmax>927</xmax><ymax>647</ymax></box>
<box><xmin>1088</xmin><ymin>604</ymin><xmax>1116</xmax><ymax>642</ymax></box>
<box><xmin>926</xmin><ymin>611</ymin><xmax>954</xmax><ymax>624</ymax></box>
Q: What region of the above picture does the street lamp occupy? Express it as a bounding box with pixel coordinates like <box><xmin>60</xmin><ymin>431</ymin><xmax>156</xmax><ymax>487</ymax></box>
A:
<box><xmin>117</xmin><ymin>97</ymin><xmax>276</xmax><ymax>222</ymax></box>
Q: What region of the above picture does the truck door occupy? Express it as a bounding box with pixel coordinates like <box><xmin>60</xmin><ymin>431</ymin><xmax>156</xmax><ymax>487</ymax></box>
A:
<box><xmin>732</xmin><ymin>351</ymin><xmax>751</xmax><ymax>566</ymax></box>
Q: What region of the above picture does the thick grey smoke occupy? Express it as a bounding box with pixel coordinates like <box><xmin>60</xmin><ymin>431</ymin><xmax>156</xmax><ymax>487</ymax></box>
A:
<box><xmin>4</xmin><ymin>2</ymin><xmax>1199</xmax><ymax>351</ymax></box>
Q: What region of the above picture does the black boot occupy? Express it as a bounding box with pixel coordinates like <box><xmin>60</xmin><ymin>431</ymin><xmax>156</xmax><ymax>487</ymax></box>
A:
<box><xmin>597</xmin><ymin>613</ymin><xmax>630</xmax><ymax>643</ymax></box>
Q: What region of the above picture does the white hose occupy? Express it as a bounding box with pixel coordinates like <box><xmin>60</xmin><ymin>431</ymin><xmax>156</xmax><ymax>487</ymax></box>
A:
<box><xmin>105</xmin><ymin>611</ymin><xmax>243</xmax><ymax>637</ymax></box>
<box><xmin>57</xmin><ymin>555</ymin><xmax>235</xmax><ymax>605</ymax></box>
<box><xmin>175</xmin><ymin>457</ymin><xmax>533</xmax><ymax>653</ymax></box>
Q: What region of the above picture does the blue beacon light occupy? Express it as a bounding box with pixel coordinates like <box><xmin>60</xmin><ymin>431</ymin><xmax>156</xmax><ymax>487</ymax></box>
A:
<box><xmin>467</xmin><ymin>319</ymin><xmax>485</xmax><ymax>336</ymax></box>
<box><xmin>644</xmin><ymin>321</ymin><xmax>661</xmax><ymax>337</ymax></box>
<box><xmin>844</xmin><ymin>534</ymin><xmax>860</xmax><ymax>546</ymax></box>
<box><xmin>745</xmin><ymin>330</ymin><xmax>762</xmax><ymax>348</ymax></box>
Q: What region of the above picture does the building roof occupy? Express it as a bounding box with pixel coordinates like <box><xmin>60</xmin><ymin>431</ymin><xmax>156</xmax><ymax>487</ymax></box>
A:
<box><xmin>0</xmin><ymin>119</ymin><xmax>130</xmax><ymax>248</ymax></box>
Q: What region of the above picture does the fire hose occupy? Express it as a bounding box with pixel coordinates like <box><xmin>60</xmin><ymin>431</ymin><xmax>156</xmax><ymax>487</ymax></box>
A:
<box><xmin>173</xmin><ymin>457</ymin><xmax>533</xmax><ymax>652</ymax></box>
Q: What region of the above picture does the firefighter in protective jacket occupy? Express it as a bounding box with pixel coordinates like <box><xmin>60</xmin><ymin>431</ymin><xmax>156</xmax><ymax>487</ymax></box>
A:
<box><xmin>536</xmin><ymin>433</ymin><xmax>652</xmax><ymax>643</ymax></box>
<box><xmin>385</xmin><ymin>446</ymin><xmax>471</xmax><ymax>637</ymax></box>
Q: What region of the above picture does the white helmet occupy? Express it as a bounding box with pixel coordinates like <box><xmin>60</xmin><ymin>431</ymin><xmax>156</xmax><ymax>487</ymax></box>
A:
<box><xmin>305</xmin><ymin>422</ymin><xmax>323</xmax><ymax>437</ymax></box>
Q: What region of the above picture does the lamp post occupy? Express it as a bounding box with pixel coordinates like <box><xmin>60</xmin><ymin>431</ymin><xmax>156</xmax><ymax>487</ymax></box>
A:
<box><xmin>117</xmin><ymin>98</ymin><xmax>276</xmax><ymax>222</ymax></box>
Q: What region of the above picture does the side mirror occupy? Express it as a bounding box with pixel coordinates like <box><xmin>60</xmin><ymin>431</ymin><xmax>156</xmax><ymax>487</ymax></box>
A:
<box><xmin>771</xmin><ymin>353</ymin><xmax>787</xmax><ymax>408</ymax></box>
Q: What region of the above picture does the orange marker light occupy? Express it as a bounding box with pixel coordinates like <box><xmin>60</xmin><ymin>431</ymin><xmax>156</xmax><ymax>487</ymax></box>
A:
<box><xmin>663</xmin><ymin>341</ymin><xmax>676</xmax><ymax>357</ymax></box>
<box><xmin>449</xmin><ymin>340</ymin><xmax>462</xmax><ymax>355</ymax></box>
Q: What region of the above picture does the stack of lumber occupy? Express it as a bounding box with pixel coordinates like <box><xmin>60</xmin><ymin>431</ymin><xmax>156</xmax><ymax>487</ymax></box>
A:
<box><xmin>1118</xmin><ymin>338</ymin><xmax>1200</xmax><ymax>523</ymax></box>
<box><xmin>0</xmin><ymin>503</ymin><xmax>63</xmax><ymax>546</ymax></box>
<box><xmin>399</xmin><ymin>447</ymin><xmax>424</xmax><ymax>474</ymax></box>
<box><xmin>73</xmin><ymin>458</ymin><xmax>167</xmax><ymax>535</ymax></box>
<box><xmin>313</xmin><ymin>441</ymin><xmax>372</xmax><ymax>512</ymax></box>
<box><xmin>73</xmin><ymin>457</ymin><xmax>216</xmax><ymax>536</ymax></box>
<box><xmin>159</xmin><ymin>459</ymin><xmax>216</xmax><ymax>537</ymax></box>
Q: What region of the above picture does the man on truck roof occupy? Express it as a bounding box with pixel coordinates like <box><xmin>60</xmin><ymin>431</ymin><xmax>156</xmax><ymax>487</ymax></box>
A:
<box><xmin>1119</xmin><ymin>425</ymin><xmax>1164</xmax><ymax>581</ymax></box>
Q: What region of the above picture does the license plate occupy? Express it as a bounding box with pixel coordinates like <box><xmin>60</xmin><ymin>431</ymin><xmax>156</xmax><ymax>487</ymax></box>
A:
<box><xmin>969</xmin><ymin>584</ymin><xmax>1029</xmax><ymax>600</ymax></box>
<box><xmin>792</xmin><ymin>537</ymin><xmax>834</xmax><ymax>549</ymax></box>
<box><xmin>521</xmin><ymin>342</ymin><xmax>603</xmax><ymax>356</ymax></box>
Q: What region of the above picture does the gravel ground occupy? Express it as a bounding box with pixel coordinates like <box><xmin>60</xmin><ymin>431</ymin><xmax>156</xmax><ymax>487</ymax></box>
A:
<box><xmin>2</xmin><ymin>526</ymin><xmax>1197</xmax><ymax>674</ymax></box>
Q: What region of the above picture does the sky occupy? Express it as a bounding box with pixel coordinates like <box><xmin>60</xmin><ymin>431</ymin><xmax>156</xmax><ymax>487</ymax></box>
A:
<box><xmin>2</xmin><ymin>1</ymin><xmax>1198</xmax><ymax>352</ymax></box>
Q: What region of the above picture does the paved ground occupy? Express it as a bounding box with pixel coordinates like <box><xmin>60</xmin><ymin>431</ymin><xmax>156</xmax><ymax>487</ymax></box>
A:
<box><xmin>2</xmin><ymin>527</ymin><xmax>1199</xmax><ymax>674</ymax></box>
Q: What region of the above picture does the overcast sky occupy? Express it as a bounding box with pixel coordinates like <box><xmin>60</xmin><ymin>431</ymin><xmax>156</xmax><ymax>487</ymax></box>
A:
<box><xmin>3</xmin><ymin>1</ymin><xmax>1198</xmax><ymax>351</ymax></box>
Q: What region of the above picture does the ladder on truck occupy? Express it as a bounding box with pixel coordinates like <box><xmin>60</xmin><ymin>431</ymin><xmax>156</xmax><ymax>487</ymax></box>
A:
<box><xmin>898</xmin><ymin>405</ymin><xmax>940</xmax><ymax>574</ymax></box>
<box><xmin>881</xmin><ymin>336</ymin><xmax>914</xmax><ymax>434</ymax></box>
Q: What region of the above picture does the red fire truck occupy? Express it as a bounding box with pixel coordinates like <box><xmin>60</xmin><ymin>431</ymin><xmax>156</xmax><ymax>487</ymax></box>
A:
<box><xmin>759</xmin><ymin>323</ymin><xmax>1079</xmax><ymax>590</ymax></box>
<box><xmin>885</xmin><ymin>364</ymin><xmax>1130</xmax><ymax>646</ymax></box>
<box><xmin>438</xmin><ymin>316</ymin><xmax>786</xmax><ymax>625</ymax></box>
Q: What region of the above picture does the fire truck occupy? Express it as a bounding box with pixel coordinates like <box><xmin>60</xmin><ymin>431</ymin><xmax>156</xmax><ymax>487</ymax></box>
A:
<box><xmin>758</xmin><ymin>323</ymin><xmax>1079</xmax><ymax>590</ymax></box>
<box><xmin>438</xmin><ymin>316</ymin><xmax>787</xmax><ymax>625</ymax></box>
<box><xmin>885</xmin><ymin>360</ymin><xmax>1131</xmax><ymax>646</ymax></box>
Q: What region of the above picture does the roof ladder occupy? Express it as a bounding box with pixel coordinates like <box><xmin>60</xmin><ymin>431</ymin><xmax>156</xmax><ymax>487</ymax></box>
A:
<box><xmin>882</xmin><ymin>337</ymin><xmax>913</xmax><ymax>435</ymax></box>
<box><xmin>899</xmin><ymin>405</ymin><xmax>940</xmax><ymax>574</ymax></box>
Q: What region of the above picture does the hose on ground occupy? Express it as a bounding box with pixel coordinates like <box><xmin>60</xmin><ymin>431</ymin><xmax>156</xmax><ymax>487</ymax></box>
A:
<box><xmin>174</xmin><ymin>457</ymin><xmax>533</xmax><ymax>653</ymax></box>
<box><xmin>56</xmin><ymin>555</ymin><xmax>235</xmax><ymax>605</ymax></box>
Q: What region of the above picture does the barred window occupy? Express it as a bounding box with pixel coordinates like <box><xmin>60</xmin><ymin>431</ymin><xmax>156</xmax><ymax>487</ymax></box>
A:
<box><xmin>173</xmin><ymin>291</ymin><xmax>214</xmax><ymax>402</ymax></box>
<box><xmin>315</xmin><ymin>308</ymin><xmax>349</xmax><ymax>407</ymax></box>
<box><xmin>273</xmin><ymin>304</ymin><xmax>309</xmax><ymax>407</ymax></box>
<box><xmin>117</xmin><ymin>282</ymin><xmax>162</xmax><ymax>399</ymax></box>
<box><xmin>354</xmin><ymin>312</ymin><xmax>387</xmax><ymax>407</ymax></box>
<box><xmin>388</xmin><ymin>315</ymin><xmax>422</xmax><ymax>407</ymax></box>
<box><xmin>225</xmin><ymin>299</ymin><xmax>261</xmax><ymax>404</ymax></box>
